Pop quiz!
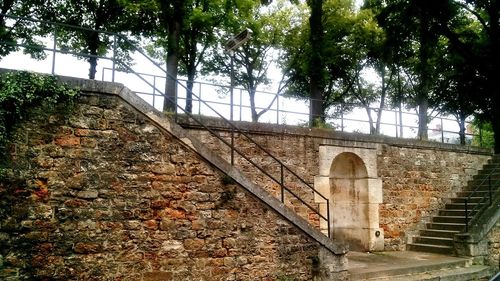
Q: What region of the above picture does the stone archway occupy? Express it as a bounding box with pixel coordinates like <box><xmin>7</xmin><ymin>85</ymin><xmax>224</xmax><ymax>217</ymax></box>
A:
<box><xmin>314</xmin><ymin>144</ymin><xmax>384</xmax><ymax>252</ymax></box>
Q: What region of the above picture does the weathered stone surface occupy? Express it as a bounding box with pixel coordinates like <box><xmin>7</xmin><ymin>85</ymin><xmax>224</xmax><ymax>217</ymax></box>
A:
<box><xmin>486</xmin><ymin>221</ymin><xmax>500</xmax><ymax>271</ymax></box>
<box><xmin>185</xmin><ymin>119</ymin><xmax>490</xmax><ymax>251</ymax></box>
<box><xmin>0</xmin><ymin>87</ymin><xmax>344</xmax><ymax>280</ymax></box>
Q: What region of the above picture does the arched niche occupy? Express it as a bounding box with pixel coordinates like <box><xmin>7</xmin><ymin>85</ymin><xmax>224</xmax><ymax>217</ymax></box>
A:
<box><xmin>330</xmin><ymin>152</ymin><xmax>370</xmax><ymax>251</ymax></box>
<box><xmin>314</xmin><ymin>144</ymin><xmax>384</xmax><ymax>252</ymax></box>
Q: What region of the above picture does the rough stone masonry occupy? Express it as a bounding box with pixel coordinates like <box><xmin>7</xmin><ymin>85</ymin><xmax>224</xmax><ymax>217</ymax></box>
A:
<box><xmin>183</xmin><ymin>117</ymin><xmax>491</xmax><ymax>251</ymax></box>
<box><xmin>0</xmin><ymin>80</ymin><xmax>347</xmax><ymax>281</ymax></box>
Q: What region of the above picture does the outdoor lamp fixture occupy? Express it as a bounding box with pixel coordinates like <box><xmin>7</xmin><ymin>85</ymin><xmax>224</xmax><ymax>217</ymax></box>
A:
<box><xmin>225</xmin><ymin>28</ymin><xmax>253</xmax><ymax>54</ymax></box>
<box><xmin>224</xmin><ymin>28</ymin><xmax>253</xmax><ymax>121</ymax></box>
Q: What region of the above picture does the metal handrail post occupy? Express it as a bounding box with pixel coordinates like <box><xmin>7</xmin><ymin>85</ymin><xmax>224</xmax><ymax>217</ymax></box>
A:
<box><xmin>239</xmin><ymin>89</ymin><xmax>242</xmax><ymax>121</ymax></box>
<box><xmin>327</xmin><ymin>200</ymin><xmax>331</xmax><ymax>238</ymax></box>
<box><xmin>489</xmin><ymin>175</ymin><xmax>492</xmax><ymax>205</ymax></box>
<box><xmin>52</xmin><ymin>27</ymin><xmax>57</xmax><ymax>75</ymax></box>
<box><xmin>341</xmin><ymin>104</ymin><xmax>344</xmax><ymax>132</ymax></box>
<box><xmin>281</xmin><ymin>165</ymin><xmax>284</xmax><ymax>202</ymax></box>
<box><xmin>465</xmin><ymin>199</ymin><xmax>469</xmax><ymax>232</ymax></box>
<box><xmin>276</xmin><ymin>93</ymin><xmax>280</xmax><ymax>124</ymax></box>
<box><xmin>441</xmin><ymin>118</ymin><xmax>444</xmax><ymax>143</ymax></box>
<box><xmin>231</xmin><ymin>129</ymin><xmax>235</xmax><ymax>165</ymax></box>
<box><xmin>230</xmin><ymin>53</ymin><xmax>234</xmax><ymax>121</ymax></box>
<box><xmin>112</xmin><ymin>35</ymin><xmax>117</xmax><ymax>82</ymax></box>
<box><xmin>198</xmin><ymin>82</ymin><xmax>202</xmax><ymax>116</ymax></box>
<box><xmin>395</xmin><ymin>110</ymin><xmax>398</xmax><ymax>138</ymax></box>
<box><xmin>152</xmin><ymin>76</ymin><xmax>156</xmax><ymax>108</ymax></box>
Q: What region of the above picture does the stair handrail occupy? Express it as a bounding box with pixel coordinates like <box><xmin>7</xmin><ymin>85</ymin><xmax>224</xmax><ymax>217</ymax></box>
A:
<box><xmin>464</xmin><ymin>157</ymin><xmax>500</xmax><ymax>232</ymax></box>
<box><xmin>0</xmin><ymin>13</ymin><xmax>331</xmax><ymax>237</ymax></box>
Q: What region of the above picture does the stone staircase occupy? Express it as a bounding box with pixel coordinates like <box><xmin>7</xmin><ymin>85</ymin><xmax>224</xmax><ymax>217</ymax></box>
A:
<box><xmin>408</xmin><ymin>155</ymin><xmax>500</xmax><ymax>255</ymax></box>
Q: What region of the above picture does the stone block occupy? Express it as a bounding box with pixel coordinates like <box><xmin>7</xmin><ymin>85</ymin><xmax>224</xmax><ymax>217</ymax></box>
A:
<box><xmin>369</xmin><ymin>227</ymin><xmax>384</xmax><ymax>251</ymax></box>
<box><xmin>367</xmin><ymin>178</ymin><xmax>383</xmax><ymax>203</ymax></box>
<box><xmin>314</xmin><ymin>176</ymin><xmax>329</xmax><ymax>203</ymax></box>
<box><xmin>143</xmin><ymin>271</ymin><xmax>173</xmax><ymax>281</ymax></box>
<box><xmin>54</xmin><ymin>135</ymin><xmax>80</xmax><ymax>147</ymax></box>
<box><xmin>76</xmin><ymin>190</ymin><xmax>98</xmax><ymax>199</ymax></box>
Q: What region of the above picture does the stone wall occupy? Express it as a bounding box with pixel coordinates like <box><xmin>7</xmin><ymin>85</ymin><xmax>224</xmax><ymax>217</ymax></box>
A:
<box><xmin>182</xmin><ymin>120</ymin><xmax>491</xmax><ymax>250</ymax></box>
<box><xmin>377</xmin><ymin>145</ymin><xmax>489</xmax><ymax>250</ymax></box>
<box><xmin>0</xmin><ymin>90</ymin><xmax>346</xmax><ymax>280</ymax></box>
<box><xmin>486</xmin><ymin>222</ymin><xmax>500</xmax><ymax>271</ymax></box>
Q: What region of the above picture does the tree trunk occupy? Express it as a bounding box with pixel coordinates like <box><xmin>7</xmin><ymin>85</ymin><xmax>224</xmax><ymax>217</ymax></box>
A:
<box><xmin>186</xmin><ymin>70</ymin><xmax>195</xmax><ymax>114</ymax></box>
<box><xmin>375</xmin><ymin>68</ymin><xmax>388</xmax><ymax>134</ymax></box>
<box><xmin>458</xmin><ymin>113</ymin><xmax>466</xmax><ymax>145</ymax></box>
<box><xmin>249</xmin><ymin>88</ymin><xmax>258</xmax><ymax>122</ymax></box>
<box><xmin>417</xmin><ymin>98</ymin><xmax>429</xmax><ymax>140</ymax></box>
<box><xmin>397</xmin><ymin>70</ymin><xmax>404</xmax><ymax>138</ymax></box>
<box><xmin>165</xmin><ymin>23</ymin><xmax>180</xmax><ymax>112</ymax></box>
<box><xmin>162</xmin><ymin>1</ymin><xmax>184</xmax><ymax>113</ymax></box>
<box><xmin>364</xmin><ymin>106</ymin><xmax>375</xmax><ymax>134</ymax></box>
<box><xmin>308</xmin><ymin>0</ymin><xmax>324</xmax><ymax>127</ymax></box>
<box><xmin>184</xmin><ymin>26</ymin><xmax>198</xmax><ymax>114</ymax></box>
<box><xmin>87</xmin><ymin>31</ymin><xmax>99</xmax><ymax>80</ymax></box>
<box><xmin>417</xmin><ymin>15</ymin><xmax>432</xmax><ymax>140</ymax></box>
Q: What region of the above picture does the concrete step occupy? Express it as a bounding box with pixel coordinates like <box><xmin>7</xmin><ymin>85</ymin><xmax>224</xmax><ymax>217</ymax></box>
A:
<box><xmin>432</xmin><ymin>215</ymin><xmax>467</xmax><ymax>224</ymax></box>
<box><xmin>481</xmin><ymin>160</ymin><xmax>500</xmax><ymax>171</ymax></box>
<box><xmin>413</xmin><ymin>236</ymin><xmax>454</xmax><ymax>247</ymax></box>
<box><xmin>457</xmin><ymin>190</ymin><xmax>490</xmax><ymax>198</ymax></box>
<box><xmin>451</xmin><ymin>197</ymin><xmax>485</xmax><ymax>204</ymax></box>
<box><xmin>365</xmin><ymin>265</ymin><xmax>493</xmax><ymax>281</ymax></box>
<box><xmin>348</xmin><ymin>251</ymin><xmax>471</xmax><ymax>280</ymax></box>
<box><xmin>488</xmin><ymin>155</ymin><xmax>500</xmax><ymax>163</ymax></box>
<box><xmin>439</xmin><ymin>209</ymin><xmax>476</xmax><ymax>217</ymax></box>
<box><xmin>446</xmin><ymin>202</ymin><xmax>481</xmax><ymax>210</ymax></box>
<box><xmin>407</xmin><ymin>243</ymin><xmax>454</xmax><ymax>255</ymax></box>
<box><xmin>471</xmin><ymin>173</ymin><xmax>500</xmax><ymax>182</ymax></box>
<box><xmin>419</xmin><ymin>229</ymin><xmax>459</xmax><ymax>238</ymax></box>
<box><xmin>426</xmin><ymin>222</ymin><xmax>466</xmax><ymax>231</ymax></box>
<box><xmin>464</xmin><ymin>182</ymin><xmax>498</xmax><ymax>191</ymax></box>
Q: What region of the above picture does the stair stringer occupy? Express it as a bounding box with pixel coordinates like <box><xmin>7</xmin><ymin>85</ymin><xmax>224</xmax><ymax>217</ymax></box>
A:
<box><xmin>63</xmin><ymin>77</ymin><xmax>348</xmax><ymax>257</ymax></box>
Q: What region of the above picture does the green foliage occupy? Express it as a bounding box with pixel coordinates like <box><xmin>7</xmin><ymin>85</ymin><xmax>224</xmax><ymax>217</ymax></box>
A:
<box><xmin>38</xmin><ymin>0</ymin><xmax>141</xmax><ymax>79</ymax></box>
<box><xmin>282</xmin><ymin>0</ymin><xmax>383</xmax><ymax>123</ymax></box>
<box><xmin>0</xmin><ymin>0</ymin><xmax>47</xmax><ymax>59</ymax></box>
<box><xmin>471</xmin><ymin>121</ymin><xmax>494</xmax><ymax>149</ymax></box>
<box><xmin>203</xmin><ymin>0</ymin><xmax>297</xmax><ymax>121</ymax></box>
<box><xmin>0</xmin><ymin>71</ymin><xmax>79</xmax><ymax>171</ymax></box>
<box><xmin>311</xmin><ymin>118</ymin><xmax>334</xmax><ymax>129</ymax></box>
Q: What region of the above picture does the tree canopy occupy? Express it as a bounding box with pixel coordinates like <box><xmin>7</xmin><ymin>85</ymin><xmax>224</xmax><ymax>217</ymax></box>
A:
<box><xmin>1</xmin><ymin>0</ymin><xmax>499</xmax><ymax>150</ymax></box>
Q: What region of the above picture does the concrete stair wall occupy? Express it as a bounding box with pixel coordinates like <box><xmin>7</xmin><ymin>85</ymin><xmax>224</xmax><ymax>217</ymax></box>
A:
<box><xmin>408</xmin><ymin>154</ymin><xmax>500</xmax><ymax>255</ymax></box>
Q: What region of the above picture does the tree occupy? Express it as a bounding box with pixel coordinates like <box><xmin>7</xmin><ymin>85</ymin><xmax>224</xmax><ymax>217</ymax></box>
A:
<box><xmin>143</xmin><ymin>0</ymin><xmax>225</xmax><ymax>113</ymax></box>
<box><xmin>371</xmin><ymin>0</ymin><xmax>455</xmax><ymax>140</ymax></box>
<box><xmin>342</xmin><ymin>6</ymin><xmax>388</xmax><ymax>134</ymax></box>
<box><xmin>203</xmin><ymin>0</ymin><xmax>293</xmax><ymax>122</ymax></box>
<box><xmin>40</xmin><ymin>0</ymin><xmax>139</xmax><ymax>79</ymax></box>
<box><xmin>0</xmin><ymin>0</ymin><xmax>47</xmax><ymax>58</ymax></box>
<box><xmin>433</xmin><ymin>40</ymin><xmax>480</xmax><ymax>145</ymax></box>
<box><xmin>436</xmin><ymin>0</ymin><xmax>500</xmax><ymax>152</ymax></box>
<box><xmin>282</xmin><ymin>0</ymin><xmax>379</xmax><ymax>126</ymax></box>
<box><xmin>307</xmin><ymin>0</ymin><xmax>325</xmax><ymax>126</ymax></box>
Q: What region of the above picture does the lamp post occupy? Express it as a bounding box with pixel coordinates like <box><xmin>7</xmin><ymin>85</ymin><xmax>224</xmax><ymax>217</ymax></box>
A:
<box><xmin>224</xmin><ymin>28</ymin><xmax>252</xmax><ymax>166</ymax></box>
<box><xmin>225</xmin><ymin>28</ymin><xmax>253</xmax><ymax>121</ymax></box>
